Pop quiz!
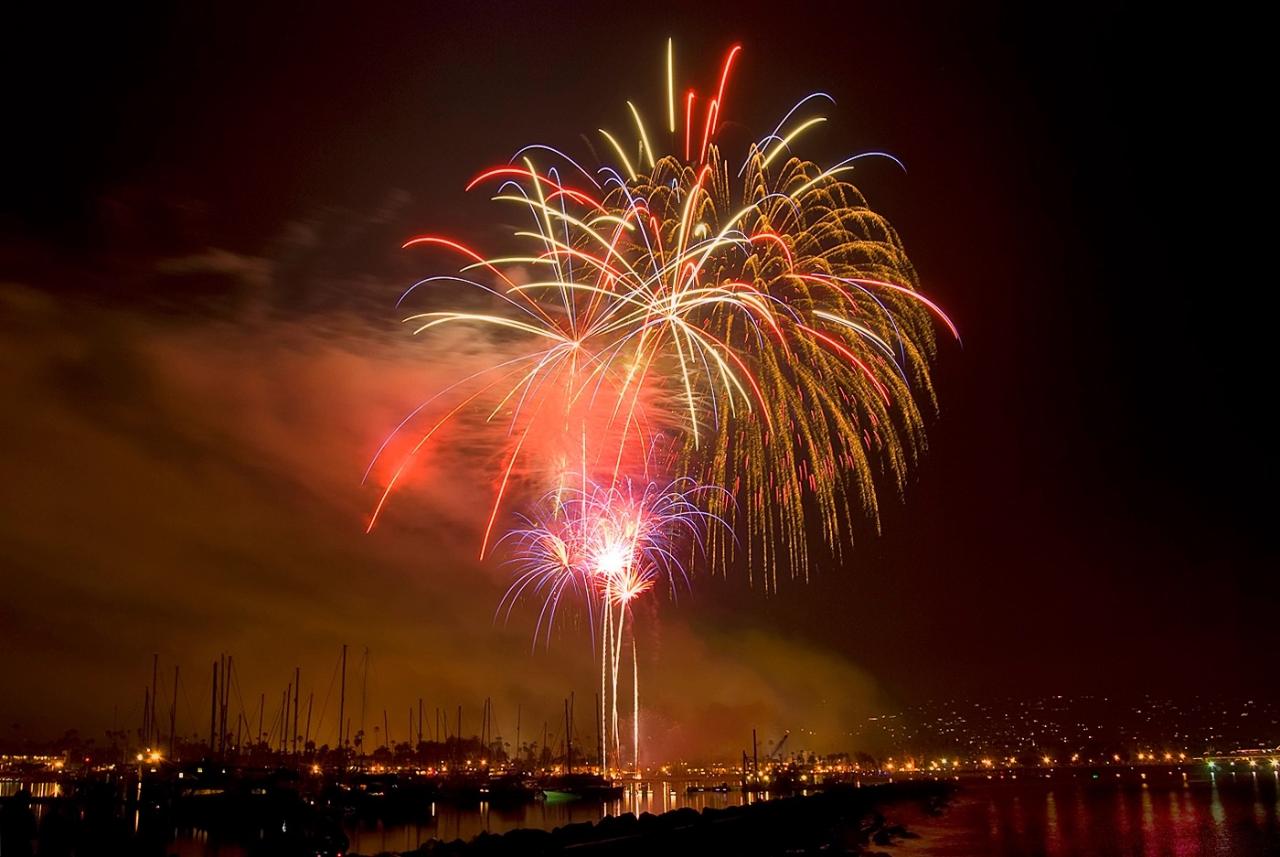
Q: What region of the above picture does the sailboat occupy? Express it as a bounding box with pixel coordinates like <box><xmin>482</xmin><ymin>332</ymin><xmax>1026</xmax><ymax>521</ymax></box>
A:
<box><xmin>539</xmin><ymin>696</ymin><xmax>622</xmax><ymax>801</ymax></box>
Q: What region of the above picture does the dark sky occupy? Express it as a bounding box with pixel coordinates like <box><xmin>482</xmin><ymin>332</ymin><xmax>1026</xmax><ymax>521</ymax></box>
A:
<box><xmin>2</xmin><ymin>2</ymin><xmax>1272</xmax><ymax>751</ymax></box>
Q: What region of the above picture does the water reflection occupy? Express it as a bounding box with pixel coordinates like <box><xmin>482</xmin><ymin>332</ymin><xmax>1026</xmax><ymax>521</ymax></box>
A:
<box><xmin>1043</xmin><ymin>790</ymin><xmax>1061</xmax><ymax>857</ymax></box>
<box><xmin>1209</xmin><ymin>775</ymin><xmax>1225</xmax><ymax>827</ymax></box>
<box><xmin>344</xmin><ymin>781</ymin><xmax>760</xmax><ymax>853</ymax></box>
<box><xmin>0</xmin><ymin>781</ymin><xmax>61</xmax><ymax>800</ymax></box>
<box><xmin>0</xmin><ymin>780</ymin><xmax>61</xmax><ymax>823</ymax></box>
<box><xmin>897</xmin><ymin>772</ymin><xmax>1280</xmax><ymax>857</ymax></box>
<box><xmin>1136</xmin><ymin>788</ymin><xmax>1149</xmax><ymax>857</ymax></box>
<box><xmin>19</xmin><ymin>772</ymin><xmax>1278</xmax><ymax>856</ymax></box>
<box><xmin>143</xmin><ymin>779</ymin><xmax>820</xmax><ymax>856</ymax></box>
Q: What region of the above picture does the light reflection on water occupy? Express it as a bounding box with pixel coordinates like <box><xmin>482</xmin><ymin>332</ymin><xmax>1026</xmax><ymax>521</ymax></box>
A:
<box><xmin>0</xmin><ymin>781</ymin><xmax>61</xmax><ymax>799</ymax></box>
<box><xmin>895</xmin><ymin>772</ymin><xmax>1280</xmax><ymax>857</ymax></box>
<box><xmin>0</xmin><ymin>779</ymin><xmax>62</xmax><ymax>822</ymax></box>
<box><xmin>345</xmin><ymin>782</ymin><xmax>765</xmax><ymax>855</ymax></box>
<box><xmin>164</xmin><ymin>781</ymin><xmax>776</xmax><ymax>856</ymax></box>
<box><xmin>18</xmin><ymin>772</ymin><xmax>1279</xmax><ymax>856</ymax></box>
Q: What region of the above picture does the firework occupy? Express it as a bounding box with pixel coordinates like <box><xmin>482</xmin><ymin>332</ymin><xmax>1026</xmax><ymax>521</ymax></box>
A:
<box><xmin>370</xmin><ymin>41</ymin><xmax>955</xmax><ymax>589</ymax></box>
<box><xmin>366</xmin><ymin>39</ymin><xmax>956</xmax><ymax>773</ymax></box>
<box><xmin>498</xmin><ymin>475</ymin><xmax>727</xmax><ymax>770</ymax></box>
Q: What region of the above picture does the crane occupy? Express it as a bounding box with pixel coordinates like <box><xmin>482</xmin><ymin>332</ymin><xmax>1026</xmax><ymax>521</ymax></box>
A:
<box><xmin>766</xmin><ymin>730</ymin><xmax>790</xmax><ymax>761</ymax></box>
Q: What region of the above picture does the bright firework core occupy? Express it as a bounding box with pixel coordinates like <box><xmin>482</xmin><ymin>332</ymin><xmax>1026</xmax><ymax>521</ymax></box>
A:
<box><xmin>592</xmin><ymin>540</ymin><xmax>631</xmax><ymax>580</ymax></box>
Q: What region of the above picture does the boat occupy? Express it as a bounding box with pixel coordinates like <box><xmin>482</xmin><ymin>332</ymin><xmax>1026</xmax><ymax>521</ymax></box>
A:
<box><xmin>483</xmin><ymin>772</ymin><xmax>538</xmax><ymax>804</ymax></box>
<box><xmin>540</xmin><ymin>773</ymin><xmax>624</xmax><ymax>801</ymax></box>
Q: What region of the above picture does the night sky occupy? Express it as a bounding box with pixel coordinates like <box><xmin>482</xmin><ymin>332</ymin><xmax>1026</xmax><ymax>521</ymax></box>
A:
<box><xmin>2</xmin><ymin>2</ymin><xmax>1271</xmax><ymax>753</ymax></box>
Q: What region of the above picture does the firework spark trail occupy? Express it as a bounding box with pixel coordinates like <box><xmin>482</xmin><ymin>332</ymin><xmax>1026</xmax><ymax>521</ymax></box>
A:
<box><xmin>498</xmin><ymin>475</ymin><xmax>728</xmax><ymax>769</ymax></box>
<box><xmin>497</xmin><ymin>477</ymin><xmax>727</xmax><ymax>642</ymax></box>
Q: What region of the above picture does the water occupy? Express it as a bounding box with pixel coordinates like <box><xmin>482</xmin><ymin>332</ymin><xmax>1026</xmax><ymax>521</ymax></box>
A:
<box><xmin>16</xmin><ymin>772</ymin><xmax>1280</xmax><ymax>855</ymax></box>
<box><xmin>167</xmin><ymin>781</ymin><xmax>762</xmax><ymax>856</ymax></box>
<box><xmin>0</xmin><ymin>780</ymin><xmax>63</xmax><ymax>801</ymax></box>
<box><xmin>895</xmin><ymin>772</ymin><xmax>1280</xmax><ymax>857</ymax></box>
<box><xmin>345</xmin><ymin>783</ymin><xmax>756</xmax><ymax>854</ymax></box>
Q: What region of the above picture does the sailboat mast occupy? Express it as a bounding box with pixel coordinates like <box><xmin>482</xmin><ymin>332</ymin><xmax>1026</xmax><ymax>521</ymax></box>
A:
<box><xmin>337</xmin><ymin>644</ymin><xmax>347</xmax><ymax>760</ymax></box>
<box><xmin>304</xmin><ymin>692</ymin><xmax>313</xmax><ymax>753</ymax></box>
<box><xmin>169</xmin><ymin>666</ymin><xmax>179</xmax><ymax>759</ymax></box>
<box><xmin>209</xmin><ymin>660</ymin><xmax>218</xmax><ymax>752</ymax></box>
<box><xmin>149</xmin><ymin>653</ymin><xmax>158</xmax><ymax>747</ymax></box>
<box><xmin>292</xmin><ymin>666</ymin><xmax>300</xmax><ymax>756</ymax></box>
<box><xmin>564</xmin><ymin>697</ymin><xmax>573</xmax><ymax>774</ymax></box>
